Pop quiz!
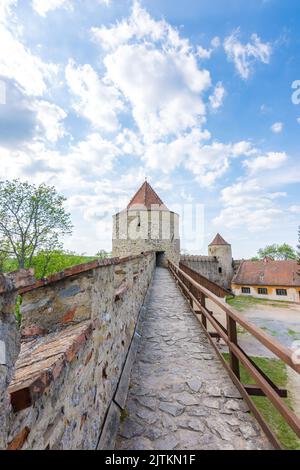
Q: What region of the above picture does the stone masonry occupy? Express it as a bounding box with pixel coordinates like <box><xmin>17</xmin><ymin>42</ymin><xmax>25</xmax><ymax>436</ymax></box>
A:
<box><xmin>116</xmin><ymin>268</ymin><xmax>272</xmax><ymax>450</ymax></box>
<box><xmin>112</xmin><ymin>181</ymin><xmax>180</xmax><ymax>266</ymax></box>
<box><xmin>0</xmin><ymin>270</ymin><xmax>34</xmax><ymax>449</ymax></box>
<box><xmin>1</xmin><ymin>253</ymin><xmax>155</xmax><ymax>450</ymax></box>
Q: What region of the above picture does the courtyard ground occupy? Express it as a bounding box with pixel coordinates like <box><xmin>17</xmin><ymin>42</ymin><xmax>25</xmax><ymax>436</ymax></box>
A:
<box><xmin>225</xmin><ymin>296</ymin><xmax>300</xmax><ymax>449</ymax></box>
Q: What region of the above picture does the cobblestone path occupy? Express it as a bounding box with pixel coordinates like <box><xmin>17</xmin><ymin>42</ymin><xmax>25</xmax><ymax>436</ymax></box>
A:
<box><xmin>115</xmin><ymin>268</ymin><xmax>273</xmax><ymax>450</ymax></box>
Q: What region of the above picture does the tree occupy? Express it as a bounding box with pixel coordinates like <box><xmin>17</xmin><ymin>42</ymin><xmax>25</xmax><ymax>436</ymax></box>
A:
<box><xmin>96</xmin><ymin>250</ymin><xmax>110</xmax><ymax>259</ymax></box>
<box><xmin>0</xmin><ymin>238</ymin><xmax>9</xmax><ymax>272</ymax></box>
<box><xmin>0</xmin><ymin>180</ymin><xmax>72</xmax><ymax>270</ymax></box>
<box><xmin>256</xmin><ymin>243</ymin><xmax>297</xmax><ymax>261</ymax></box>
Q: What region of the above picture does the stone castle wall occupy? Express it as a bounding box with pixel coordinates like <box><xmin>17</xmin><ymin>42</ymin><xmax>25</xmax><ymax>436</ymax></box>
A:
<box><xmin>180</xmin><ymin>254</ymin><xmax>233</xmax><ymax>290</ymax></box>
<box><xmin>0</xmin><ymin>270</ymin><xmax>34</xmax><ymax>449</ymax></box>
<box><xmin>1</xmin><ymin>252</ymin><xmax>156</xmax><ymax>450</ymax></box>
<box><xmin>112</xmin><ymin>210</ymin><xmax>180</xmax><ymax>266</ymax></box>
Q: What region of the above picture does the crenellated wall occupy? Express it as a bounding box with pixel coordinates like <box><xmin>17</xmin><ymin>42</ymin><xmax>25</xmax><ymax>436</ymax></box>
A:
<box><xmin>1</xmin><ymin>252</ymin><xmax>156</xmax><ymax>450</ymax></box>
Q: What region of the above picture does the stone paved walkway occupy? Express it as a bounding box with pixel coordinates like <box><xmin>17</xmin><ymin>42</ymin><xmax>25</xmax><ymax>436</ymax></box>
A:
<box><xmin>115</xmin><ymin>268</ymin><xmax>273</xmax><ymax>450</ymax></box>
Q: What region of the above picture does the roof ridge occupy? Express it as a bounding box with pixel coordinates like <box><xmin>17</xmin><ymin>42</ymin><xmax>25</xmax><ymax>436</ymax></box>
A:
<box><xmin>127</xmin><ymin>181</ymin><xmax>168</xmax><ymax>210</ymax></box>
<box><xmin>209</xmin><ymin>233</ymin><xmax>230</xmax><ymax>246</ymax></box>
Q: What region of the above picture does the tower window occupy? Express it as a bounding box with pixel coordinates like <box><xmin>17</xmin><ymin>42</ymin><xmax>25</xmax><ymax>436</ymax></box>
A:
<box><xmin>218</xmin><ymin>267</ymin><xmax>222</xmax><ymax>274</ymax></box>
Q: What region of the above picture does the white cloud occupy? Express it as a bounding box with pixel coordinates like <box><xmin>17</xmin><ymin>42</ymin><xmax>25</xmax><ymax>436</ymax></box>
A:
<box><xmin>0</xmin><ymin>0</ymin><xmax>17</xmax><ymax>24</ymax></box>
<box><xmin>116</xmin><ymin>128</ymin><xmax>144</xmax><ymax>156</ymax></box>
<box><xmin>243</xmin><ymin>151</ymin><xmax>287</xmax><ymax>174</ymax></box>
<box><xmin>32</xmin><ymin>0</ymin><xmax>111</xmax><ymax>17</ymax></box>
<box><xmin>0</xmin><ymin>4</ymin><xmax>58</xmax><ymax>96</ymax></box>
<box><xmin>104</xmin><ymin>44</ymin><xmax>210</xmax><ymax>142</ymax></box>
<box><xmin>32</xmin><ymin>0</ymin><xmax>72</xmax><ymax>17</ymax></box>
<box><xmin>209</xmin><ymin>81</ymin><xmax>225</xmax><ymax>109</ymax></box>
<box><xmin>143</xmin><ymin>128</ymin><xmax>255</xmax><ymax>187</ymax></box>
<box><xmin>91</xmin><ymin>0</ymin><xmax>169</xmax><ymax>51</ymax></box>
<box><xmin>31</xmin><ymin>100</ymin><xmax>67</xmax><ymax>142</ymax></box>
<box><xmin>297</xmin><ymin>118</ymin><xmax>300</xmax><ymax>125</ymax></box>
<box><xmin>224</xmin><ymin>30</ymin><xmax>272</xmax><ymax>79</ymax></box>
<box><xmin>271</xmin><ymin>121</ymin><xmax>283</xmax><ymax>133</ymax></box>
<box><xmin>92</xmin><ymin>2</ymin><xmax>211</xmax><ymax>143</ymax></box>
<box><xmin>211</xmin><ymin>36</ymin><xmax>221</xmax><ymax>48</ymax></box>
<box><xmin>214</xmin><ymin>179</ymin><xmax>285</xmax><ymax>232</ymax></box>
<box><xmin>289</xmin><ymin>205</ymin><xmax>300</xmax><ymax>214</ymax></box>
<box><xmin>65</xmin><ymin>60</ymin><xmax>123</xmax><ymax>132</ymax></box>
<box><xmin>197</xmin><ymin>45</ymin><xmax>212</xmax><ymax>59</ymax></box>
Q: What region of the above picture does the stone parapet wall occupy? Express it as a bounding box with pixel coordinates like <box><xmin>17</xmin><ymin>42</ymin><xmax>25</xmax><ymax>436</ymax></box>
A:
<box><xmin>1</xmin><ymin>252</ymin><xmax>156</xmax><ymax>450</ymax></box>
<box><xmin>0</xmin><ymin>270</ymin><xmax>34</xmax><ymax>449</ymax></box>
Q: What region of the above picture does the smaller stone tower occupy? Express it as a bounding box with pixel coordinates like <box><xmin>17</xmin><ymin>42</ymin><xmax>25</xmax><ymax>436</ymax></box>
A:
<box><xmin>112</xmin><ymin>181</ymin><xmax>180</xmax><ymax>266</ymax></box>
<box><xmin>208</xmin><ymin>234</ymin><xmax>234</xmax><ymax>289</ymax></box>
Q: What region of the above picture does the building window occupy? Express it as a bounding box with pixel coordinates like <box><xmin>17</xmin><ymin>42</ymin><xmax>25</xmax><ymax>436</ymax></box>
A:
<box><xmin>218</xmin><ymin>267</ymin><xmax>222</xmax><ymax>274</ymax></box>
<box><xmin>258</xmin><ymin>288</ymin><xmax>268</xmax><ymax>295</ymax></box>
<box><xmin>276</xmin><ymin>289</ymin><xmax>287</xmax><ymax>296</ymax></box>
<box><xmin>242</xmin><ymin>287</ymin><xmax>251</xmax><ymax>294</ymax></box>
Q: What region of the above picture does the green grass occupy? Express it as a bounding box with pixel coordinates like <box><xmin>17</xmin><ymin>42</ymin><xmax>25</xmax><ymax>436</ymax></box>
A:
<box><xmin>288</xmin><ymin>329</ymin><xmax>299</xmax><ymax>338</ymax></box>
<box><xmin>227</xmin><ymin>295</ymin><xmax>291</xmax><ymax>312</ymax></box>
<box><xmin>223</xmin><ymin>353</ymin><xmax>300</xmax><ymax>450</ymax></box>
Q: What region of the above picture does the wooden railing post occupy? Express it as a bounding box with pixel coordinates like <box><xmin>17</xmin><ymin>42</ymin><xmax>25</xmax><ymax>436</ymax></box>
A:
<box><xmin>200</xmin><ymin>293</ymin><xmax>207</xmax><ymax>329</ymax></box>
<box><xmin>227</xmin><ymin>314</ymin><xmax>240</xmax><ymax>380</ymax></box>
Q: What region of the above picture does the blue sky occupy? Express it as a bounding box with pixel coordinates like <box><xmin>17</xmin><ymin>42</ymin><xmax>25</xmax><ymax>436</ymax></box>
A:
<box><xmin>0</xmin><ymin>0</ymin><xmax>299</xmax><ymax>258</ymax></box>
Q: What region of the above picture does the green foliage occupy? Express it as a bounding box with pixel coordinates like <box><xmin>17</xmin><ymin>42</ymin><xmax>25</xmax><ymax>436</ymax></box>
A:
<box><xmin>256</xmin><ymin>243</ymin><xmax>296</xmax><ymax>261</ymax></box>
<box><xmin>3</xmin><ymin>250</ymin><xmax>100</xmax><ymax>279</ymax></box>
<box><xmin>0</xmin><ymin>179</ymin><xmax>73</xmax><ymax>270</ymax></box>
<box><xmin>227</xmin><ymin>295</ymin><xmax>291</xmax><ymax>311</ymax></box>
<box><xmin>223</xmin><ymin>354</ymin><xmax>300</xmax><ymax>450</ymax></box>
<box><xmin>2</xmin><ymin>249</ymin><xmax>111</xmax><ymax>279</ymax></box>
<box><xmin>96</xmin><ymin>250</ymin><xmax>110</xmax><ymax>259</ymax></box>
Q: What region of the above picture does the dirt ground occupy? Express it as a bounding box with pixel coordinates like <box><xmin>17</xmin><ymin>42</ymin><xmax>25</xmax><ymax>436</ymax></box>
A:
<box><xmin>237</xmin><ymin>302</ymin><xmax>300</xmax><ymax>355</ymax></box>
<box><xmin>229</xmin><ymin>301</ymin><xmax>300</xmax><ymax>418</ymax></box>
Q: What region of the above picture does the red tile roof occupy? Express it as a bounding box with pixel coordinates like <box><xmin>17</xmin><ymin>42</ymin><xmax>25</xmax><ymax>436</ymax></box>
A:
<box><xmin>209</xmin><ymin>233</ymin><xmax>230</xmax><ymax>246</ymax></box>
<box><xmin>232</xmin><ymin>259</ymin><xmax>300</xmax><ymax>287</ymax></box>
<box><xmin>127</xmin><ymin>181</ymin><xmax>168</xmax><ymax>210</ymax></box>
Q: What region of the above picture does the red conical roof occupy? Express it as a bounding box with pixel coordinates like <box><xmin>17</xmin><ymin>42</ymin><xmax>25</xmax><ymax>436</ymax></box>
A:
<box><xmin>127</xmin><ymin>181</ymin><xmax>168</xmax><ymax>210</ymax></box>
<box><xmin>209</xmin><ymin>233</ymin><xmax>230</xmax><ymax>246</ymax></box>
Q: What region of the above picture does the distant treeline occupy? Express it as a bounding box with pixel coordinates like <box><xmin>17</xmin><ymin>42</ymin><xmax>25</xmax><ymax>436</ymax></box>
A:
<box><xmin>2</xmin><ymin>249</ymin><xmax>111</xmax><ymax>279</ymax></box>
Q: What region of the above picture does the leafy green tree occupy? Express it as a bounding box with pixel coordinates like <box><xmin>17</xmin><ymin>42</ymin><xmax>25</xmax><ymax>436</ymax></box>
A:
<box><xmin>0</xmin><ymin>238</ymin><xmax>10</xmax><ymax>272</ymax></box>
<box><xmin>31</xmin><ymin>250</ymin><xmax>97</xmax><ymax>278</ymax></box>
<box><xmin>0</xmin><ymin>180</ymin><xmax>72</xmax><ymax>271</ymax></box>
<box><xmin>96</xmin><ymin>249</ymin><xmax>110</xmax><ymax>259</ymax></box>
<box><xmin>257</xmin><ymin>243</ymin><xmax>296</xmax><ymax>260</ymax></box>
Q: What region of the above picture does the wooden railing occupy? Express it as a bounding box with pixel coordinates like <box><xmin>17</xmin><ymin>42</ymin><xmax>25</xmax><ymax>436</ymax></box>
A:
<box><xmin>179</xmin><ymin>262</ymin><xmax>233</xmax><ymax>298</ymax></box>
<box><xmin>168</xmin><ymin>260</ymin><xmax>300</xmax><ymax>449</ymax></box>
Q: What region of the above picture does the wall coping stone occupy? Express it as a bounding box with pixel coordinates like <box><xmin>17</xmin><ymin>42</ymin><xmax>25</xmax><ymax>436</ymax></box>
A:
<box><xmin>8</xmin><ymin>321</ymin><xmax>93</xmax><ymax>412</ymax></box>
<box><xmin>18</xmin><ymin>252</ymin><xmax>154</xmax><ymax>295</ymax></box>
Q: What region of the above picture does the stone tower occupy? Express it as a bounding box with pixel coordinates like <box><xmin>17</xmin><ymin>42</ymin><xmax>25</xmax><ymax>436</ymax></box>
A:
<box><xmin>208</xmin><ymin>234</ymin><xmax>234</xmax><ymax>289</ymax></box>
<box><xmin>112</xmin><ymin>181</ymin><xmax>180</xmax><ymax>266</ymax></box>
